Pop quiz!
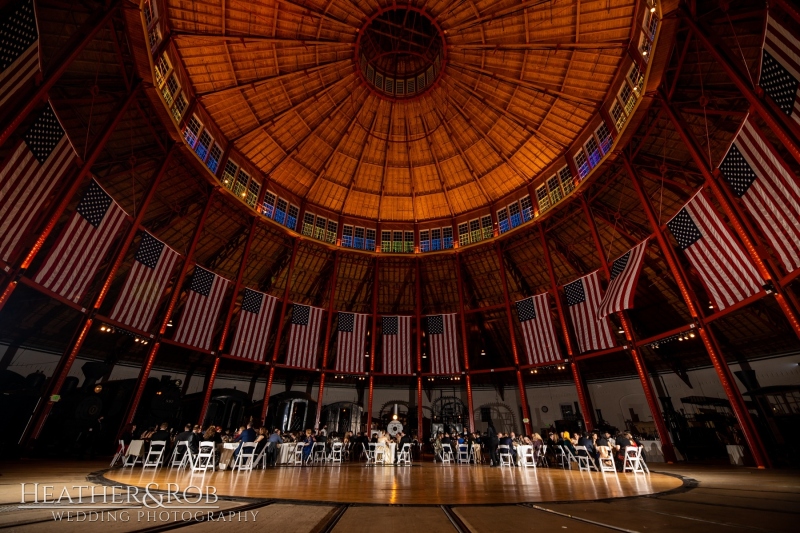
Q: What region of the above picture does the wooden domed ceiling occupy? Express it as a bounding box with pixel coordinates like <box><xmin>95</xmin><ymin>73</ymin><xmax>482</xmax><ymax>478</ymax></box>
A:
<box><xmin>167</xmin><ymin>0</ymin><xmax>636</xmax><ymax>221</ymax></box>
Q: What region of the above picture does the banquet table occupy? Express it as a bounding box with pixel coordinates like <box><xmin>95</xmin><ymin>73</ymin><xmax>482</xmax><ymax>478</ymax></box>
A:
<box><xmin>277</xmin><ymin>442</ymin><xmax>294</xmax><ymax>465</ymax></box>
<box><xmin>218</xmin><ymin>442</ymin><xmax>238</xmax><ymax>469</ymax></box>
<box><xmin>382</xmin><ymin>443</ymin><xmax>396</xmax><ymax>464</ymax></box>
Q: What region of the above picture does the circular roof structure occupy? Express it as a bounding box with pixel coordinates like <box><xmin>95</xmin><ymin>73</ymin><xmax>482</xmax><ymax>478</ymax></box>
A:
<box><xmin>168</xmin><ymin>0</ymin><xmax>637</xmax><ymax>222</ymax></box>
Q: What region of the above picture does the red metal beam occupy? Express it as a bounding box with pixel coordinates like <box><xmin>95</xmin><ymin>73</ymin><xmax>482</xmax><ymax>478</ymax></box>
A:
<box><xmin>626</xmin><ymin>157</ymin><xmax>771</xmax><ymax>467</ymax></box>
<box><xmin>580</xmin><ymin>196</ymin><xmax>677</xmax><ymax>462</ymax></box>
<box><xmin>538</xmin><ymin>226</ymin><xmax>595</xmax><ymax>431</ymax></box>
<box><xmin>261</xmin><ymin>237</ymin><xmax>301</xmax><ymax>422</ymax></box>
<box><xmin>0</xmin><ymin>0</ymin><xmax>123</xmax><ymax>148</ymax></box>
<box><xmin>415</xmin><ymin>258</ymin><xmax>424</xmax><ymax>437</ymax></box>
<box><xmin>454</xmin><ymin>254</ymin><xmax>475</xmax><ymax>432</ymax></box>
<box><xmin>315</xmin><ymin>251</ymin><xmax>341</xmax><ymax>428</ymax></box>
<box><xmin>493</xmin><ymin>243</ymin><xmax>531</xmax><ymax>435</ymax></box>
<box><xmin>120</xmin><ymin>188</ymin><xmax>218</xmax><ymax>431</ymax></box>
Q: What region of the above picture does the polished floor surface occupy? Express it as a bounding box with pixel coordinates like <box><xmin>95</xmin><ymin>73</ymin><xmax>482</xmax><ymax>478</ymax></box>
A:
<box><xmin>104</xmin><ymin>462</ymin><xmax>682</xmax><ymax>505</ymax></box>
<box><xmin>0</xmin><ymin>460</ymin><xmax>798</xmax><ymax>532</ymax></box>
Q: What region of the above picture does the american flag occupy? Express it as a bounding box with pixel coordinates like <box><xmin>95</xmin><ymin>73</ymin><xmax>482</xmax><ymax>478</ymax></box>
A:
<box><xmin>426</xmin><ymin>313</ymin><xmax>460</xmax><ymax>374</ymax></box>
<box><xmin>173</xmin><ymin>266</ymin><xmax>230</xmax><ymax>350</ymax></box>
<box><xmin>563</xmin><ymin>272</ymin><xmax>616</xmax><ymax>353</ymax></box>
<box><xmin>335</xmin><ymin>312</ymin><xmax>368</xmax><ymax>373</ymax></box>
<box><xmin>33</xmin><ymin>180</ymin><xmax>126</xmax><ymax>303</ymax></box>
<box><xmin>720</xmin><ymin>117</ymin><xmax>800</xmax><ymax>273</ymax></box>
<box><xmin>515</xmin><ymin>294</ymin><xmax>561</xmax><ymax>365</ymax></box>
<box><xmin>0</xmin><ymin>103</ymin><xmax>75</xmax><ymax>262</ymax></box>
<box><xmin>667</xmin><ymin>191</ymin><xmax>763</xmax><ymax>311</ymax></box>
<box><xmin>229</xmin><ymin>288</ymin><xmax>277</xmax><ymax>361</ymax></box>
<box><xmin>0</xmin><ymin>0</ymin><xmax>40</xmax><ymax>110</ymax></box>
<box><xmin>109</xmin><ymin>231</ymin><xmax>179</xmax><ymax>332</ymax></box>
<box><xmin>382</xmin><ymin>315</ymin><xmax>412</xmax><ymax>375</ymax></box>
<box><xmin>761</xmin><ymin>14</ymin><xmax>800</xmax><ymax>128</ymax></box>
<box><xmin>285</xmin><ymin>304</ymin><xmax>323</xmax><ymax>369</ymax></box>
<box><xmin>597</xmin><ymin>240</ymin><xmax>648</xmax><ymax>319</ymax></box>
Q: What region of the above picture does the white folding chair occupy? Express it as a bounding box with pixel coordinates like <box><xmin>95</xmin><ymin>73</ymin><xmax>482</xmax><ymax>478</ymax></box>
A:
<box><xmin>441</xmin><ymin>444</ymin><xmax>454</xmax><ymax>464</ymax></box>
<box><xmin>232</xmin><ymin>442</ymin><xmax>258</xmax><ymax>471</ymax></box>
<box><xmin>498</xmin><ymin>445</ymin><xmax>513</xmax><ymax>467</ymax></box>
<box><xmin>193</xmin><ymin>441</ymin><xmax>216</xmax><ymax>472</ymax></box>
<box><xmin>312</xmin><ymin>442</ymin><xmax>327</xmax><ymax>464</ymax></box>
<box><xmin>110</xmin><ymin>440</ymin><xmax>126</xmax><ymax>467</ymax></box>
<box><xmin>397</xmin><ymin>443</ymin><xmax>412</xmax><ymax>465</ymax></box>
<box><xmin>623</xmin><ymin>446</ymin><xmax>647</xmax><ymax>474</ymax></box>
<box><xmin>536</xmin><ymin>444</ymin><xmax>548</xmax><ymax>467</ymax></box>
<box><xmin>330</xmin><ymin>442</ymin><xmax>343</xmax><ymax>463</ymax></box>
<box><xmin>291</xmin><ymin>442</ymin><xmax>305</xmax><ymax>465</ymax></box>
<box><xmin>456</xmin><ymin>444</ymin><xmax>470</xmax><ymax>464</ymax></box>
<box><xmin>597</xmin><ymin>446</ymin><xmax>616</xmax><ymax>473</ymax></box>
<box><xmin>123</xmin><ymin>440</ymin><xmax>144</xmax><ymax>467</ymax></box>
<box><xmin>575</xmin><ymin>445</ymin><xmax>597</xmax><ymax>472</ymax></box>
<box><xmin>170</xmin><ymin>441</ymin><xmax>190</xmax><ymax>468</ymax></box>
<box><xmin>519</xmin><ymin>446</ymin><xmax>536</xmax><ymax>468</ymax></box>
<box><xmin>143</xmin><ymin>441</ymin><xmax>167</xmax><ymax>468</ymax></box>
<box><xmin>253</xmin><ymin>444</ymin><xmax>269</xmax><ymax>469</ymax></box>
<box><xmin>374</xmin><ymin>444</ymin><xmax>387</xmax><ymax>464</ymax></box>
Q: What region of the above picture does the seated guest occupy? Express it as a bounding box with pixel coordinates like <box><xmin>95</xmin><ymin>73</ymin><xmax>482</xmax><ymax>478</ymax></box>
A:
<box><xmin>559</xmin><ymin>431</ymin><xmax>576</xmax><ymax>457</ymax></box>
<box><xmin>531</xmin><ymin>433</ymin><xmax>544</xmax><ymax>461</ymax></box>
<box><xmin>188</xmin><ymin>425</ymin><xmax>202</xmax><ymax>454</ymax></box>
<box><xmin>441</xmin><ymin>433</ymin><xmax>452</xmax><ymax>447</ymax></box>
<box><xmin>267</xmin><ymin>429</ymin><xmax>283</xmax><ymax>466</ymax></box>
<box><xmin>151</xmin><ymin>422</ymin><xmax>171</xmax><ymax>443</ymax></box>
<box><xmin>175</xmin><ymin>424</ymin><xmax>193</xmax><ymax>459</ymax></box>
<box><xmin>302</xmin><ymin>429</ymin><xmax>314</xmax><ymax>461</ymax></box>
<box><xmin>499</xmin><ymin>432</ymin><xmax>517</xmax><ymax>464</ymax></box>
<box><xmin>614</xmin><ymin>432</ymin><xmax>636</xmax><ymax>471</ymax></box>
<box><xmin>577</xmin><ymin>431</ymin><xmax>594</xmax><ymax>457</ymax></box>
<box><xmin>254</xmin><ymin>427</ymin><xmax>268</xmax><ymax>454</ymax></box>
<box><xmin>233</xmin><ymin>422</ymin><xmax>256</xmax><ymax>457</ymax></box>
<box><xmin>120</xmin><ymin>424</ymin><xmax>137</xmax><ymax>445</ymax></box>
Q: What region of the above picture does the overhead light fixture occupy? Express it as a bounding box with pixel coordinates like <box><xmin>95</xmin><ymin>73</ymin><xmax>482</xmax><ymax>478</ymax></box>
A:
<box><xmin>689</xmin><ymin>332</ymin><xmax>695</xmax><ymax>338</ymax></box>
<box><xmin>618</xmin><ymin>328</ymin><xmax>624</xmax><ymax>334</ymax></box>
<box><xmin>365</xmin><ymin>352</ymin><xmax>370</xmax><ymax>358</ymax></box>
<box><xmin>678</xmin><ymin>336</ymin><xmax>684</xmax><ymax>341</ymax></box>
<box><xmin>650</xmin><ymin>6</ymin><xmax>656</xmax><ymax>13</ymax></box>
<box><xmin>480</xmin><ymin>349</ymin><xmax>485</xmax><ymax>356</ymax></box>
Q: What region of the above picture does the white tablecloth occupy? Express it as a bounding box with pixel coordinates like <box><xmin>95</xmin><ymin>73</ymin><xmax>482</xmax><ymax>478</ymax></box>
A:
<box><xmin>278</xmin><ymin>443</ymin><xmax>294</xmax><ymax>465</ymax></box>
<box><xmin>126</xmin><ymin>440</ymin><xmax>144</xmax><ymax>457</ymax></box>
<box><xmin>382</xmin><ymin>443</ymin><xmax>396</xmax><ymax>464</ymax></box>
<box><xmin>517</xmin><ymin>445</ymin><xmax>533</xmax><ymax>466</ymax></box>
<box><xmin>727</xmin><ymin>444</ymin><xmax>745</xmax><ymax>466</ymax></box>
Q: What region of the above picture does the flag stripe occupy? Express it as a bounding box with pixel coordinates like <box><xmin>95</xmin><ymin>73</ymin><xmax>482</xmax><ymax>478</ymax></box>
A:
<box><xmin>763</xmin><ymin>15</ymin><xmax>800</xmax><ymax>127</ymax></box>
<box><xmin>335</xmin><ymin>312</ymin><xmax>368</xmax><ymax>373</ymax></box>
<box><xmin>109</xmin><ymin>234</ymin><xmax>179</xmax><ymax>331</ymax></box>
<box><xmin>0</xmin><ymin>43</ymin><xmax>38</xmax><ymax>109</ymax></box>
<box><xmin>33</xmin><ymin>180</ymin><xmax>127</xmax><ymax>303</ymax></box>
<box><xmin>0</xmin><ymin>136</ymin><xmax>74</xmax><ymax>261</ymax></box>
<box><xmin>286</xmin><ymin>305</ymin><xmax>324</xmax><ymax>369</ymax></box>
<box><xmin>564</xmin><ymin>271</ymin><xmax>616</xmax><ymax>353</ymax></box>
<box><xmin>729</xmin><ymin>118</ymin><xmax>800</xmax><ymax>272</ymax></box>
<box><xmin>428</xmin><ymin>313</ymin><xmax>460</xmax><ymax>374</ymax></box>
<box><xmin>230</xmin><ymin>290</ymin><xmax>277</xmax><ymax>361</ymax></box>
<box><xmin>683</xmin><ymin>192</ymin><xmax>763</xmax><ymax>309</ymax></box>
<box><xmin>517</xmin><ymin>294</ymin><xmax>562</xmax><ymax>364</ymax></box>
<box><xmin>597</xmin><ymin>240</ymin><xmax>648</xmax><ymax>318</ymax></box>
<box><xmin>382</xmin><ymin>315</ymin><xmax>413</xmax><ymax>375</ymax></box>
<box><xmin>173</xmin><ymin>268</ymin><xmax>230</xmax><ymax>350</ymax></box>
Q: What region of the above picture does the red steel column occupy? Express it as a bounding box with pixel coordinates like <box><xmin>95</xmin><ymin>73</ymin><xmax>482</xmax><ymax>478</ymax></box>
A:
<box><xmin>454</xmin><ymin>254</ymin><xmax>475</xmax><ymax>432</ymax></box>
<box><xmin>625</xmin><ymin>158</ymin><xmax>771</xmax><ymax>468</ymax></box>
<box><xmin>22</xmin><ymin>144</ymin><xmax>176</xmax><ymax>445</ymax></box>
<box><xmin>538</xmin><ymin>226</ymin><xmax>595</xmax><ymax>432</ymax></box>
<box><xmin>364</xmin><ymin>257</ymin><xmax>379</xmax><ymax>433</ymax></box>
<box><xmin>261</xmin><ymin>237</ymin><xmax>300</xmax><ymax>422</ymax></box>
<box><xmin>415</xmin><ymin>258</ymin><xmax>424</xmax><ymax>437</ymax></box>
<box><xmin>198</xmin><ymin>215</ymin><xmax>260</xmax><ymax>425</ymax></box>
<box><xmin>120</xmin><ymin>188</ymin><xmax>218</xmax><ymax>430</ymax></box>
<box><xmin>315</xmin><ymin>251</ymin><xmax>341</xmax><ymax>428</ymax></box>
<box><xmin>0</xmin><ymin>0</ymin><xmax>123</xmax><ymax>148</ymax></box>
<box><xmin>494</xmin><ymin>242</ymin><xmax>532</xmax><ymax>435</ymax></box>
<box><xmin>661</xmin><ymin>97</ymin><xmax>800</xmax><ymax>340</ymax></box>
<box><xmin>580</xmin><ymin>196</ymin><xmax>677</xmax><ymax>462</ymax></box>
<box><xmin>681</xmin><ymin>11</ymin><xmax>800</xmax><ymax>167</ymax></box>
<box><xmin>0</xmin><ymin>83</ymin><xmax>143</xmax><ymax>313</ymax></box>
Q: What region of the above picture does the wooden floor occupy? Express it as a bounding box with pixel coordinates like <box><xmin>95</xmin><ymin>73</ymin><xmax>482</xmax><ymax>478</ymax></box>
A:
<box><xmin>103</xmin><ymin>461</ymin><xmax>682</xmax><ymax>505</ymax></box>
<box><xmin>2</xmin><ymin>460</ymin><xmax>798</xmax><ymax>532</ymax></box>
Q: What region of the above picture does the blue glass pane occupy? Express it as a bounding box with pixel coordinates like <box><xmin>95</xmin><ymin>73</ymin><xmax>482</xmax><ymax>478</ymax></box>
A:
<box><xmin>578</xmin><ymin>162</ymin><xmax>590</xmax><ymax>178</ymax></box>
<box><xmin>443</xmin><ymin>237</ymin><xmax>453</xmax><ymax>249</ymax></box>
<box><xmin>195</xmin><ymin>144</ymin><xmax>208</xmax><ymax>160</ymax></box>
<box><xmin>510</xmin><ymin>214</ymin><xmax>521</xmax><ymax>228</ymax></box>
<box><xmin>365</xmin><ymin>239</ymin><xmax>375</xmax><ymax>251</ymax></box>
<box><xmin>588</xmin><ymin>149</ymin><xmax>601</xmax><ymax>167</ymax></box>
<box><xmin>420</xmin><ymin>241</ymin><xmax>430</xmax><ymax>253</ymax></box>
<box><xmin>599</xmin><ymin>137</ymin><xmax>613</xmax><ymax>154</ymax></box>
<box><xmin>261</xmin><ymin>204</ymin><xmax>274</xmax><ymax>218</ymax></box>
<box><xmin>431</xmin><ymin>239</ymin><xmax>441</xmax><ymax>251</ymax></box>
<box><xmin>499</xmin><ymin>220</ymin><xmax>510</xmax><ymax>234</ymax></box>
<box><xmin>354</xmin><ymin>237</ymin><xmax>364</xmax><ymax>249</ymax></box>
<box><xmin>274</xmin><ymin>209</ymin><xmax>286</xmax><ymax>225</ymax></box>
<box><xmin>522</xmin><ymin>207</ymin><xmax>533</xmax><ymax>222</ymax></box>
<box><xmin>342</xmin><ymin>236</ymin><xmax>353</xmax><ymax>248</ymax></box>
<box><xmin>207</xmin><ymin>158</ymin><xmax>219</xmax><ymax>173</ymax></box>
<box><xmin>286</xmin><ymin>215</ymin><xmax>297</xmax><ymax>230</ymax></box>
